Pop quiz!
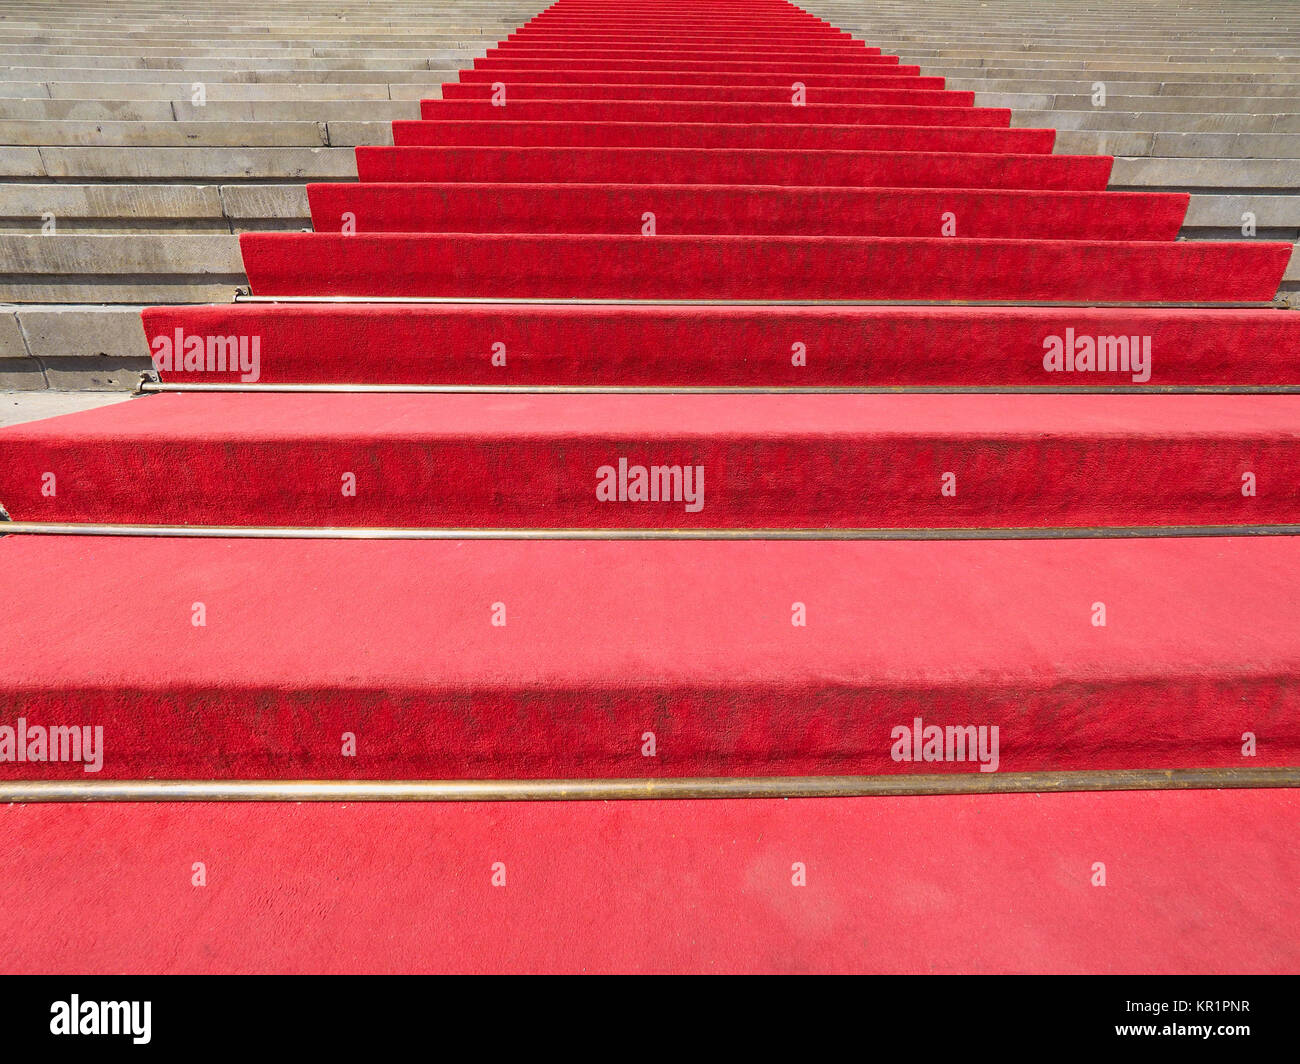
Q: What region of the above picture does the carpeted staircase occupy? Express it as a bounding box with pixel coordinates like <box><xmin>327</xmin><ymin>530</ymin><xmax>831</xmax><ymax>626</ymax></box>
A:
<box><xmin>0</xmin><ymin>0</ymin><xmax>1297</xmax><ymax>973</ymax></box>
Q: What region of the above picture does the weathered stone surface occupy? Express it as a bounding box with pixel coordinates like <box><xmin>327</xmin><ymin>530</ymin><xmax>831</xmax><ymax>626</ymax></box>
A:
<box><xmin>16</xmin><ymin>306</ymin><xmax>149</xmax><ymax>361</ymax></box>
<box><xmin>0</xmin><ymin>310</ymin><xmax>29</xmax><ymax>359</ymax></box>
<box><xmin>5</xmin><ymin>0</ymin><xmax>1300</xmax><ymax>396</ymax></box>
<box><xmin>0</xmin><ymin>359</ymin><xmax>47</xmax><ymax>391</ymax></box>
<box><xmin>0</xmin><ymin>389</ymin><xmax>132</xmax><ymax>424</ymax></box>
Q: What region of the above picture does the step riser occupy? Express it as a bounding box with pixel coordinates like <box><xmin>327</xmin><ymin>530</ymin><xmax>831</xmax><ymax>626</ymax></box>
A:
<box><xmin>508</xmin><ymin>33</ymin><xmax>860</xmax><ymax>44</ymax></box>
<box><xmin>439</xmin><ymin>83</ymin><xmax>961</xmax><ymax>103</ymax></box>
<box><xmin>1</xmin><ymin>791</ymin><xmax>1295</xmax><ymax>974</ymax></box>
<box><xmin>524</xmin><ymin>14</ymin><xmax>848</xmax><ymax>25</ymax></box>
<box><xmin>487</xmin><ymin>47</ymin><xmax>901</xmax><ymax>61</ymax></box>
<box><xmin>397</xmin><ymin>120</ymin><xmax>1051</xmax><ymax>152</ymax></box>
<box><xmin>472</xmin><ymin>56</ymin><xmax>905</xmax><ymax>72</ymax></box>
<box><xmin>6</xmin><ymin>0</ymin><xmax>1296</xmax><ymax>793</ymax></box>
<box><xmin>456</xmin><ymin>68</ymin><xmax>935</xmax><ymax>85</ymax></box>
<box><xmin>471</xmin><ymin>58</ymin><xmax>924</xmax><ymax>75</ymax></box>
<box><xmin>417</xmin><ymin>100</ymin><xmax>1001</xmax><ymax>127</ymax></box>
<box><xmin>139</xmin><ymin>305</ymin><xmax>1298</xmax><ymax>388</ymax></box>
<box><xmin>6</xmin><ymin>395</ymin><xmax>1299</xmax><ymax>528</ymax></box>
<box><xmin>355</xmin><ymin>146</ymin><xmax>1109</xmax><ymax>189</ymax></box>
<box><xmin>527</xmin><ymin>18</ymin><xmax>837</xmax><ymax>28</ymax></box>
<box><xmin>484</xmin><ymin>49</ymin><xmax>886</xmax><ymax>63</ymax></box>
<box><xmin>305</xmin><ymin>183</ymin><xmax>1187</xmax><ymax>240</ymax></box>
<box><xmin>491</xmin><ymin>43</ymin><xmax>881</xmax><ymax>57</ymax></box>
<box><xmin>517</xmin><ymin>23</ymin><xmax>855</xmax><ymax>34</ymax></box>
<box><xmin>1</xmin><ymin>535</ymin><xmax>1296</xmax><ymax>779</ymax></box>
<box><xmin>4</xmin><ymin>674</ymin><xmax>1290</xmax><ymax>779</ymax></box>
<box><xmin>239</xmin><ymin>233</ymin><xmax>1288</xmax><ymax>302</ymax></box>
<box><xmin>519</xmin><ymin>20</ymin><xmax>851</xmax><ymax>30</ymax></box>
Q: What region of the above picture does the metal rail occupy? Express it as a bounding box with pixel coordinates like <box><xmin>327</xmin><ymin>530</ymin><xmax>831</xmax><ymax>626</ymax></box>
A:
<box><xmin>231</xmin><ymin>294</ymin><xmax>1280</xmax><ymax>307</ymax></box>
<box><xmin>4</xmin><ymin>521</ymin><xmax>1300</xmax><ymax>540</ymax></box>
<box><xmin>3</xmin><ymin>767</ymin><xmax>1296</xmax><ymax>803</ymax></box>
<box><xmin>137</xmin><ymin>382</ymin><xmax>1300</xmax><ymax>394</ymax></box>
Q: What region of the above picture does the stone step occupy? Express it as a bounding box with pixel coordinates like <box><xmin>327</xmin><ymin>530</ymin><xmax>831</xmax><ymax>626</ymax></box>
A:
<box><xmin>7</xmin><ymin>391</ymin><xmax>1300</xmax><ymax>528</ymax></box>
<box><xmin>1012</xmin><ymin>110</ymin><xmax>1300</xmax><ymax>135</ymax></box>
<box><xmin>883</xmin><ymin>54</ymin><xmax>1300</xmax><ymax>71</ymax></box>
<box><xmin>0</xmin><ymin>304</ymin><xmax>152</xmax><ymax>388</ymax></box>
<box><xmin>1054</xmin><ymin>130</ymin><xmax>1300</xmax><ymax>159</ymax></box>
<box><xmin>926</xmin><ymin>65</ymin><xmax>1300</xmax><ymax>85</ymax></box>
<box><xmin>0</xmin><ymin>182</ymin><xmax>308</xmax><ymax>233</ymax></box>
<box><xmin>3</xmin><ymin>0</ymin><xmax>1298</xmax><ymax>349</ymax></box>
<box><xmin>240</xmin><ymin>231</ymin><xmax>1288</xmax><ymax>302</ymax></box>
<box><xmin>0</xmin><ymin>120</ymin><xmax>331</xmax><ymax>147</ymax></box>
<box><xmin>0</xmin><ymin>119</ymin><xmax>394</xmax><ymax>148</ymax></box>
<box><xmin>0</xmin><ymin>231</ymin><xmax>242</xmax><ymax>270</ymax></box>
<box><xmin>897</xmin><ymin>56</ymin><xmax>1300</xmax><ymax>73</ymax></box>
<box><xmin>0</xmin><ymin>99</ymin><xmax>421</xmax><ymax>122</ymax></box>
<box><xmin>0</xmin><ymin>388</ymin><xmax>132</xmax><ymax>423</ymax></box>
<box><xmin>311</xmin><ymin>181</ymin><xmax>1187</xmax><ymax>240</ymax></box>
<box><xmin>0</xmin><ymin>787</ymin><xmax>1294</xmax><ymax>973</ymax></box>
<box><xmin>0</xmin><ymin>52</ymin><xmax>489</xmax><ymax>71</ymax></box>
<box><xmin>144</xmin><ymin>302</ymin><xmax>1300</xmax><ymax>387</ymax></box>
<box><xmin>0</xmin><ymin>233</ymin><xmax>243</xmax><ymax>304</ymax></box>
<box><xmin>1185</xmin><ymin>192</ymin><xmax>1300</xmax><ymax>228</ymax></box>
<box><xmin>0</xmin><ymin>40</ymin><xmax>490</xmax><ymax>53</ymax></box>
<box><xmin>1110</xmin><ymin>156</ymin><xmax>1300</xmax><ymax>190</ymax></box>
<box><xmin>0</xmin><ymin>66</ymin><xmax>480</xmax><ymax>83</ymax></box>
<box><xmin>12</xmin><ymin>80</ymin><xmax>459</xmax><ymax>100</ymax></box>
<box><xmin>1</xmin><ymin>145</ymin><xmax>358</xmax><ymax>180</ymax></box>
<box><xmin>982</xmin><ymin>92</ymin><xmax>1300</xmax><ymax>113</ymax></box>
<box><xmin>947</xmin><ymin>76</ymin><xmax>1300</xmax><ymax>95</ymax></box>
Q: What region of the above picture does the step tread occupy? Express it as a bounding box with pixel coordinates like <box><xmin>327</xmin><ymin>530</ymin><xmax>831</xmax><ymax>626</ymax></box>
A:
<box><xmin>237</xmin><ymin>231</ymin><xmax>1290</xmax><ymax>302</ymax></box>
<box><xmin>3</xmin><ymin>789</ymin><xmax>1296</xmax><ymax>972</ymax></box>
<box><xmin>0</xmin><ymin>534</ymin><xmax>1297</xmax><ymax>779</ymax></box>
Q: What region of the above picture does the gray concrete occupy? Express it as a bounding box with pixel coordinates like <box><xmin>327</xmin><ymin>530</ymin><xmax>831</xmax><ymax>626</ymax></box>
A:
<box><xmin>1</xmin><ymin>0</ymin><xmax>1297</xmax><ymax>411</ymax></box>
<box><xmin>0</xmin><ymin>0</ymin><xmax>542</xmax><ymax>419</ymax></box>
<box><xmin>0</xmin><ymin>390</ymin><xmax>134</xmax><ymax>426</ymax></box>
<box><xmin>0</xmin><ymin>302</ymin><xmax>155</xmax><ymax>389</ymax></box>
<box><xmin>16</xmin><ymin>146</ymin><xmax>359</xmax><ymax>180</ymax></box>
<box><xmin>15</xmin><ymin>305</ymin><xmax>149</xmax><ymax>361</ymax></box>
<box><xmin>806</xmin><ymin>0</ymin><xmax>1300</xmax><ymax>301</ymax></box>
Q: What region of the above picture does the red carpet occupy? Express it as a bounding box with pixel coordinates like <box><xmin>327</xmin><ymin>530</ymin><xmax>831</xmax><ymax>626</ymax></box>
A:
<box><xmin>394</xmin><ymin>121</ymin><xmax>1052</xmax><ymax>152</ymax></box>
<box><xmin>140</xmin><ymin>304</ymin><xmax>1300</xmax><ymax>387</ymax></box>
<box><xmin>414</xmin><ymin>98</ymin><xmax>1001</xmax><ymax>124</ymax></box>
<box><xmin>5</xmin><ymin>393</ymin><xmax>1299</xmax><ymax>527</ymax></box>
<box><xmin>482</xmin><ymin>51</ymin><xmax>905</xmax><ymax>67</ymax></box>
<box><xmin>0</xmin><ymin>0</ymin><xmax>1296</xmax><ymax>974</ymax></box>
<box><xmin>471</xmin><ymin>56</ymin><xmax>904</xmax><ymax>73</ymax></box>
<box><xmin>436</xmin><ymin>83</ymin><xmax>962</xmax><ymax>103</ymax></box>
<box><xmin>0</xmin><ymin>535</ymin><xmax>1296</xmax><ymax>779</ymax></box>
<box><xmin>239</xmin><ymin>232</ymin><xmax>1287</xmax><ymax>301</ymax></box>
<box><xmin>456</xmin><ymin>69</ymin><xmax>937</xmax><ymax>84</ymax></box>
<box><xmin>478</xmin><ymin>57</ymin><xmax>925</xmax><ymax>73</ymax></box>
<box><xmin>354</xmin><ymin>145</ymin><xmax>1110</xmax><ymax>188</ymax></box>
<box><xmin>306</xmin><ymin>183</ymin><xmax>1187</xmax><ymax>239</ymax></box>
<box><xmin>1</xmin><ymin>790</ymin><xmax>1296</xmax><ymax>973</ymax></box>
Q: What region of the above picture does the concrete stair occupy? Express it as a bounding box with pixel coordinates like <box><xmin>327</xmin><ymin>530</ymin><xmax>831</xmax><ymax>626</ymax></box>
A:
<box><xmin>3</xmin><ymin>788</ymin><xmax>1296</xmax><ymax>973</ymax></box>
<box><xmin>4</xmin><ymin>0</ymin><xmax>1300</xmax><ymax>390</ymax></box>
<box><xmin>803</xmin><ymin>1</ymin><xmax>1300</xmax><ymax>248</ymax></box>
<box><xmin>2</xmin><ymin>534</ymin><xmax>1298</xmax><ymax>780</ymax></box>
<box><xmin>0</xmin><ymin>0</ymin><xmax>543</xmax><ymax>389</ymax></box>
<box><xmin>0</xmin><ymin>0</ymin><xmax>1297</xmax><ymax>977</ymax></box>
